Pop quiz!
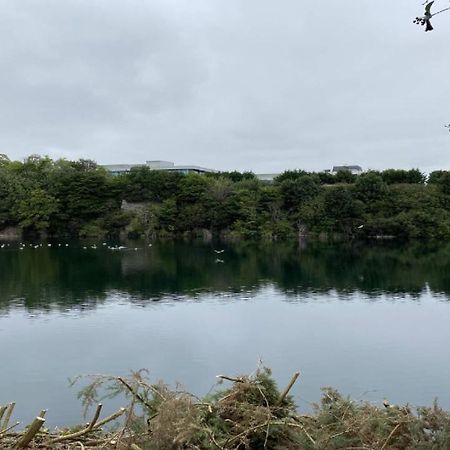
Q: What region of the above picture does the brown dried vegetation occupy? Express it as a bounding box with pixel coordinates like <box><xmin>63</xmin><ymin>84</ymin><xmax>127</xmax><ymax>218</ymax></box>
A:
<box><xmin>1</xmin><ymin>368</ymin><xmax>450</xmax><ymax>449</ymax></box>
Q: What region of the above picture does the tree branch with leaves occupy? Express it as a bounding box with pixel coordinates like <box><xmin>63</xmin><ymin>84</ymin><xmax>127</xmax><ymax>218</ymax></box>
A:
<box><xmin>414</xmin><ymin>1</ymin><xmax>450</xmax><ymax>31</ymax></box>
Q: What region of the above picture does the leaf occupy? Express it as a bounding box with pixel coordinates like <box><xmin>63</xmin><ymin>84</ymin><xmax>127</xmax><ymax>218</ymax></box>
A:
<box><xmin>425</xmin><ymin>1</ymin><xmax>434</xmax><ymax>15</ymax></box>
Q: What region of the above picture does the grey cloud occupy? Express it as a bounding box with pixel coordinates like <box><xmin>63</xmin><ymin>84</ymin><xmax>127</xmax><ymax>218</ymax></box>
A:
<box><xmin>0</xmin><ymin>0</ymin><xmax>448</xmax><ymax>173</ymax></box>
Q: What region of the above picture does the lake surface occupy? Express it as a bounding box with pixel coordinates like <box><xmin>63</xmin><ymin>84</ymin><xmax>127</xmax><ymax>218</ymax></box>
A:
<box><xmin>2</xmin><ymin>239</ymin><xmax>450</xmax><ymax>427</ymax></box>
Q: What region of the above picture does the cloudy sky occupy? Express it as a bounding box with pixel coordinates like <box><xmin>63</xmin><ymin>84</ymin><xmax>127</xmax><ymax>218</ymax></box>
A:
<box><xmin>0</xmin><ymin>0</ymin><xmax>449</xmax><ymax>173</ymax></box>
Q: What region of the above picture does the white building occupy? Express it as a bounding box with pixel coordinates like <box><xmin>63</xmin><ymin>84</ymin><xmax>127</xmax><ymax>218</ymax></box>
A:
<box><xmin>102</xmin><ymin>160</ymin><xmax>217</xmax><ymax>176</ymax></box>
<box><xmin>331</xmin><ymin>165</ymin><xmax>363</xmax><ymax>175</ymax></box>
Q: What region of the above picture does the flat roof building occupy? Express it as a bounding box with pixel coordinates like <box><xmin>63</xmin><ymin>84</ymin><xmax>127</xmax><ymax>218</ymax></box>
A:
<box><xmin>102</xmin><ymin>160</ymin><xmax>217</xmax><ymax>176</ymax></box>
<box><xmin>331</xmin><ymin>165</ymin><xmax>363</xmax><ymax>175</ymax></box>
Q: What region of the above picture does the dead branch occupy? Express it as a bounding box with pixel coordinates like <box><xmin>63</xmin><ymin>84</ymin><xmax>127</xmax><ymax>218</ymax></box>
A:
<box><xmin>51</xmin><ymin>406</ymin><xmax>125</xmax><ymax>444</ymax></box>
<box><xmin>13</xmin><ymin>415</ymin><xmax>45</xmax><ymax>449</ymax></box>
<box><xmin>277</xmin><ymin>371</ymin><xmax>300</xmax><ymax>405</ymax></box>
<box><xmin>1</xmin><ymin>402</ymin><xmax>15</xmax><ymax>432</ymax></box>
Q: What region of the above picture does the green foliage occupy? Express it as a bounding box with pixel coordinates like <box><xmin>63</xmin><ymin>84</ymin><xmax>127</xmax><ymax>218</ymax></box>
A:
<box><xmin>0</xmin><ymin>155</ymin><xmax>450</xmax><ymax>241</ymax></box>
<box><xmin>16</xmin><ymin>188</ymin><xmax>59</xmax><ymax>233</ymax></box>
<box><xmin>381</xmin><ymin>168</ymin><xmax>426</xmax><ymax>185</ymax></box>
<box><xmin>122</xmin><ymin>167</ymin><xmax>182</xmax><ymax>203</ymax></box>
<box><xmin>355</xmin><ymin>172</ymin><xmax>387</xmax><ymax>202</ymax></box>
<box><xmin>72</xmin><ymin>367</ymin><xmax>450</xmax><ymax>450</ymax></box>
<box><xmin>279</xmin><ymin>175</ymin><xmax>321</xmax><ymax>212</ymax></box>
<box><xmin>79</xmin><ymin>220</ymin><xmax>107</xmax><ymax>238</ymax></box>
<box><xmin>334</xmin><ymin>169</ymin><xmax>357</xmax><ymax>184</ymax></box>
<box><xmin>274</xmin><ymin>169</ymin><xmax>308</xmax><ymax>182</ymax></box>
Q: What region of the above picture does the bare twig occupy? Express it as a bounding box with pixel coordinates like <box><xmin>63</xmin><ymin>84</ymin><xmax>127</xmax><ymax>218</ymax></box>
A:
<box><xmin>381</xmin><ymin>422</ymin><xmax>401</xmax><ymax>450</ymax></box>
<box><xmin>277</xmin><ymin>372</ymin><xmax>300</xmax><ymax>405</ymax></box>
<box><xmin>0</xmin><ymin>421</ymin><xmax>20</xmax><ymax>439</ymax></box>
<box><xmin>216</xmin><ymin>375</ymin><xmax>245</xmax><ymax>383</ymax></box>
<box><xmin>0</xmin><ymin>406</ymin><xmax>7</xmax><ymax>425</ymax></box>
<box><xmin>93</xmin><ymin>407</ymin><xmax>127</xmax><ymax>429</ymax></box>
<box><xmin>1</xmin><ymin>402</ymin><xmax>15</xmax><ymax>432</ymax></box>
<box><xmin>87</xmin><ymin>403</ymin><xmax>103</xmax><ymax>430</ymax></box>
<box><xmin>51</xmin><ymin>407</ymin><xmax>126</xmax><ymax>444</ymax></box>
<box><xmin>117</xmin><ymin>377</ymin><xmax>155</xmax><ymax>409</ymax></box>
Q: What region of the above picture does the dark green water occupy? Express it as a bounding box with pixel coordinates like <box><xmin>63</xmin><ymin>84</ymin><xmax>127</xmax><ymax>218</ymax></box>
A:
<box><xmin>1</xmin><ymin>239</ymin><xmax>450</xmax><ymax>427</ymax></box>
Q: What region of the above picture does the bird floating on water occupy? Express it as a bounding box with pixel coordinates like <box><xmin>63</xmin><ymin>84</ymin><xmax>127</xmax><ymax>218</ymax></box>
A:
<box><xmin>214</xmin><ymin>249</ymin><xmax>225</xmax><ymax>254</ymax></box>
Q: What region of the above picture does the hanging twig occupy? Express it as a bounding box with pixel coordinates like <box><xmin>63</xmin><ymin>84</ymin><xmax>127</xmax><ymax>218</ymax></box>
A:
<box><xmin>117</xmin><ymin>377</ymin><xmax>155</xmax><ymax>409</ymax></box>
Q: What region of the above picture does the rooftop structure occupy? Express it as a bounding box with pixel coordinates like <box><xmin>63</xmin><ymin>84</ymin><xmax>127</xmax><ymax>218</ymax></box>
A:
<box><xmin>102</xmin><ymin>161</ymin><xmax>217</xmax><ymax>176</ymax></box>
<box><xmin>331</xmin><ymin>165</ymin><xmax>363</xmax><ymax>175</ymax></box>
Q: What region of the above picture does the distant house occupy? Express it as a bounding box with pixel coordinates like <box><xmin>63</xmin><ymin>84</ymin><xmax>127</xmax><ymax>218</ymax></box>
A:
<box><xmin>102</xmin><ymin>160</ymin><xmax>217</xmax><ymax>176</ymax></box>
<box><xmin>331</xmin><ymin>165</ymin><xmax>363</xmax><ymax>175</ymax></box>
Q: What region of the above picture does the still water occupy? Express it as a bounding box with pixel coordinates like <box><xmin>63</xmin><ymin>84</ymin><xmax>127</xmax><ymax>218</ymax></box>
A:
<box><xmin>1</xmin><ymin>240</ymin><xmax>450</xmax><ymax>427</ymax></box>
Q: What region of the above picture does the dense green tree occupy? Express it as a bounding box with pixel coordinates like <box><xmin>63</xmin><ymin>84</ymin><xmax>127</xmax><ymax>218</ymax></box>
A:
<box><xmin>16</xmin><ymin>188</ymin><xmax>59</xmax><ymax>233</ymax></box>
<box><xmin>274</xmin><ymin>169</ymin><xmax>308</xmax><ymax>183</ymax></box>
<box><xmin>279</xmin><ymin>176</ymin><xmax>321</xmax><ymax>212</ymax></box>
<box><xmin>334</xmin><ymin>170</ymin><xmax>357</xmax><ymax>184</ymax></box>
<box><xmin>0</xmin><ymin>155</ymin><xmax>450</xmax><ymax>241</ymax></box>
<box><xmin>381</xmin><ymin>169</ymin><xmax>426</xmax><ymax>185</ymax></box>
<box><xmin>354</xmin><ymin>172</ymin><xmax>387</xmax><ymax>203</ymax></box>
<box><xmin>122</xmin><ymin>167</ymin><xmax>183</xmax><ymax>202</ymax></box>
<box><xmin>434</xmin><ymin>172</ymin><xmax>450</xmax><ymax>196</ymax></box>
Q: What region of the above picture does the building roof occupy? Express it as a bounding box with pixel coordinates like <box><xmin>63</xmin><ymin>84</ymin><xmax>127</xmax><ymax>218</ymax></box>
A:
<box><xmin>332</xmin><ymin>165</ymin><xmax>363</xmax><ymax>171</ymax></box>
<box><xmin>102</xmin><ymin>161</ymin><xmax>216</xmax><ymax>174</ymax></box>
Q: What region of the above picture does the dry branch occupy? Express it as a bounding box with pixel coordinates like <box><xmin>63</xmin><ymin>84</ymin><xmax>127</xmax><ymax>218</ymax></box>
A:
<box><xmin>1</xmin><ymin>402</ymin><xmax>15</xmax><ymax>432</ymax></box>
<box><xmin>277</xmin><ymin>371</ymin><xmax>300</xmax><ymax>405</ymax></box>
<box><xmin>216</xmin><ymin>375</ymin><xmax>245</xmax><ymax>383</ymax></box>
<box><xmin>51</xmin><ymin>406</ymin><xmax>125</xmax><ymax>444</ymax></box>
<box><xmin>0</xmin><ymin>405</ymin><xmax>7</xmax><ymax>425</ymax></box>
<box><xmin>13</xmin><ymin>416</ymin><xmax>45</xmax><ymax>448</ymax></box>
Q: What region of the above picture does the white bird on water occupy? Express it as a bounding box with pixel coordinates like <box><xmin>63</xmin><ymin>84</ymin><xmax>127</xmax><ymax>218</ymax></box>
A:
<box><xmin>214</xmin><ymin>249</ymin><xmax>225</xmax><ymax>254</ymax></box>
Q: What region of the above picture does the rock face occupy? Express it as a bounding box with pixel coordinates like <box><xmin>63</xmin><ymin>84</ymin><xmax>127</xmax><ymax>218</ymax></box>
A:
<box><xmin>121</xmin><ymin>200</ymin><xmax>147</xmax><ymax>212</ymax></box>
<box><xmin>0</xmin><ymin>226</ymin><xmax>21</xmax><ymax>239</ymax></box>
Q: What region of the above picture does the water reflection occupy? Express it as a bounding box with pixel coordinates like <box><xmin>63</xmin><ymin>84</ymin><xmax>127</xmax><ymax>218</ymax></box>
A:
<box><xmin>1</xmin><ymin>240</ymin><xmax>450</xmax><ymax>312</ymax></box>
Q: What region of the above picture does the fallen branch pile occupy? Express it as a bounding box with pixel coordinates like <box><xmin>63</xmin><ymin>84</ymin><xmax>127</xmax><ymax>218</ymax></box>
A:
<box><xmin>2</xmin><ymin>367</ymin><xmax>450</xmax><ymax>449</ymax></box>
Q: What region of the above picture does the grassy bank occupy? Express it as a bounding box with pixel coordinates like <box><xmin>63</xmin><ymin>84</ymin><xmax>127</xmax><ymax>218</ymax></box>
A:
<box><xmin>2</xmin><ymin>368</ymin><xmax>450</xmax><ymax>449</ymax></box>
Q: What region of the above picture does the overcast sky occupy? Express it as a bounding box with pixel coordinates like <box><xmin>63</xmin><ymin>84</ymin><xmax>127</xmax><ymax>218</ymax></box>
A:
<box><xmin>0</xmin><ymin>0</ymin><xmax>449</xmax><ymax>173</ymax></box>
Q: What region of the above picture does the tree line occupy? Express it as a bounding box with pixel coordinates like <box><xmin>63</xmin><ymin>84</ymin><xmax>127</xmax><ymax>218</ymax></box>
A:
<box><xmin>1</xmin><ymin>154</ymin><xmax>450</xmax><ymax>241</ymax></box>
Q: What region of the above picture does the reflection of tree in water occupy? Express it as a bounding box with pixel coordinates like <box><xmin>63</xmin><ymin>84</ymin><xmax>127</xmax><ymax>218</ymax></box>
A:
<box><xmin>1</xmin><ymin>240</ymin><xmax>450</xmax><ymax>313</ymax></box>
